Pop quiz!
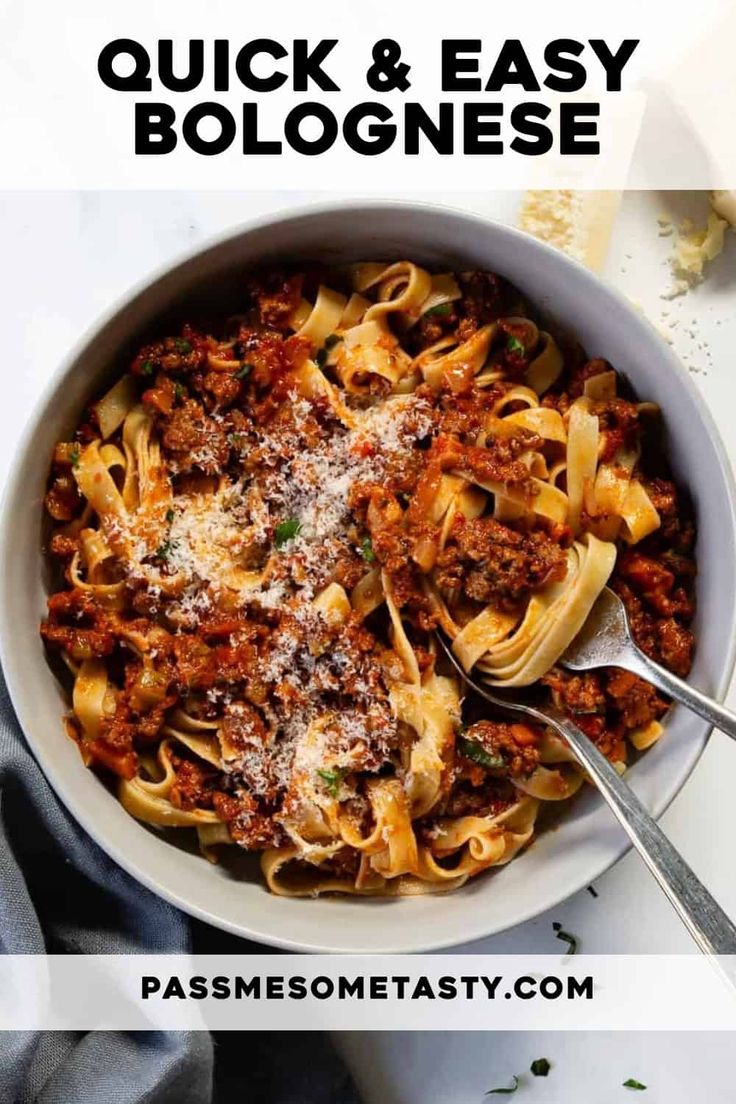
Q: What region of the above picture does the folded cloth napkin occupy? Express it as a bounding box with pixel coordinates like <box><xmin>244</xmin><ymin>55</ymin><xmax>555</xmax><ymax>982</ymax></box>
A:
<box><xmin>0</xmin><ymin>671</ymin><xmax>360</xmax><ymax>1104</ymax></box>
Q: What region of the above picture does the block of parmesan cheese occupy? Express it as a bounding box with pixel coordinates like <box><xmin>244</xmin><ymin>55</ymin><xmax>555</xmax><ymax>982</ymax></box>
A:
<box><xmin>517</xmin><ymin>190</ymin><xmax>622</xmax><ymax>273</ymax></box>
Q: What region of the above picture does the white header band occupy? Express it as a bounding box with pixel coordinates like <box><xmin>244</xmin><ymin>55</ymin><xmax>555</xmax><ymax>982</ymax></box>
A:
<box><xmin>1</xmin><ymin>0</ymin><xmax>735</xmax><ymax>190</ymax></box>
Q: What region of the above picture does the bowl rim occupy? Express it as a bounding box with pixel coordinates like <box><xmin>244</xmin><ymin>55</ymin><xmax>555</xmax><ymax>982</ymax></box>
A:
<box><xmin>3</xmin><ymin>196</ymin><xmax>736</xmax><ymax>953</ymax></box>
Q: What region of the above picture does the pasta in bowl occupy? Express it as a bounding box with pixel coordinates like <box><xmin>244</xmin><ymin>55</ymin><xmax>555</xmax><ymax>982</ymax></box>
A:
<box><xmin>40</xmin><ymin>258</ymin><xmax>697</xmax><ymax>898</ymax></box>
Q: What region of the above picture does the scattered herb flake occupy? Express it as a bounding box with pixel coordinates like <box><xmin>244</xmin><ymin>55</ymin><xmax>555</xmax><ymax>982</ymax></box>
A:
<box><xmin>174</xmin><ymin>383</ymin><xmax>184</xmax><ymax>400</ymax></box>
<box><xmin>457</xmin><ymin>736</ymin><xmax>506</xmax><ymax>770</ymax></box>
<box><xmin>174</xmin><ymin>338</ymin><xmax>192</xmax><ymax>354</ymax></box>
<box><xmin>324</xmin><ymin>333</ymin><xmax>341</xmax><ymax>349</ymax></box>
<box><xmin>156</xmin><ymin>541</ymin><xmax>171</xmax><ymax>560</ymax></box>
<box><xmin>359</xmin><ymin>537</ymin><xmax>376</xmax><ymax>563</ymax></box>
<box><xmin>530</xmin><ymin>1059</ymin><xmax>550</xmax><ymax>1077</ymax></box>
<box><xmin>69</xmin><ymin>445</ymin><xmax>80</xmax><ymax>468</ymax></box>
<box><xmin>425</xmin><ymin>302</ymin><xmax>453</xmax><ymax>317</ymax></box>
<box><xmin>623</xmin><ymin>1079</ymin><xmax>646</xmax><ymax>1091</ymax></box>
<box><xmin>587</xmin><ymin>885</ymin><xmax>599</xmax><ymax>898</ymax></box>
<box><xmin>228</xmin><ymin>432</ymin><xmax>246</xmax><ymax>448</ymax></box>
<box><xmin>317</xmin><ymin>768</ymin><xmax>345</xmax><ymax>797</ymax></box>
<box><xmin>274</xmin><ymin>518</ymin><xmax>301</xmax><ymax>548</ymax></box>
<box><xmin>235</xmin><ymin>362</ymin><xmax>253</xmax><ymax>380</ymax></box>
<box><xmin>485</xmin><ymin>1075</ymin><xmax>519</xmax><ymax>1095</ymax></box>
<box><xmin>552</xmin><ymin>922</ymin><xmax>578</xmax><ymax>955</ymax></box>
<box><xmin>165</xmin><ymin>508</ymin><xmax>175</xmax><ymax>524</ymax></box>
<box><xmin>506</xmin><ymin>336</ymin><xmax>525</xmax><ymax>355</ymax></box>
<box><xmin>140</xmin><ymin>360</ymin><xmax>155</xmax><ymax>377</ymax></box>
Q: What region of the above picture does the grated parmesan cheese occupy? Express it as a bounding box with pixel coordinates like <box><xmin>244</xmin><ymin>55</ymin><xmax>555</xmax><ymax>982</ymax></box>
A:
<box><xmin>105</xmin><ymin>386</ymin><xmax>436</xmax><ymax>807</ymax></box>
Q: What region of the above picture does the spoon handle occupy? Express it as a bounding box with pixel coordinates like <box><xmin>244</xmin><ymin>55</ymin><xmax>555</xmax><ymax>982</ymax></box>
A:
<box><xmin>621</xmin><ymin>650</ymin><xmax>736</xmax><ymax>743</ymax></box>
<box><xmin>546</xmin><ymin>708</ymin><xmax>736</xmax><ymax>956</ymax></box>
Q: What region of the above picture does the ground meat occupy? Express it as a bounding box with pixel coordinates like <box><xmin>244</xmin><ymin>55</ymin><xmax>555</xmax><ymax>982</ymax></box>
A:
<box><xmin>435</xmin><ymin>775</ymin><xmax>518</xmax><ymax>819</ymax></box>
<box><xmin>161</xmin><ymin>399</ymin><xmax>230</xmax><ymax>475</ymax></box>
<box><xmin>85</xmin><ymin>737</ymin><xmax>138</xmax><ymax>780</ymax></box>
<box><xmin>455</xmin><ymin>271</ymin><xmax>509</xmax><ymax>341</ymax></box>
<box><xmin>169</xmin><ymin>753</ymin><xmax>220</xmax><ymax>810</ymax></box>
<box><xmin>434</xmin><ymin>431</ymin><xmax>540</xmax><ymax>495</ymax></box>
<box><xmin>643</xmin><ymin>478</ymin><xmax>695</xmax><ymax>553</ymax></box>
<box><xmin>436</xmin><ymin>516</ymin><xmax>567</xmax><ymax>610</ymax></box>
<box><xmin>428</xmin><ymin>382</ymin><xmax>508</xmax><ymax>440</ymax></box>
<box><xmin>605</xmin><ymin>669</ymin><xmax>668</xmax><ymax>730</ymax></box>
<box><xmin>219</xmin><ymin>702</ymin><xmax>269</xmax><ymax>753</ymax></box>
<box><xmin>618</xmin><ymin>550</ymin><xmax>674</xmax><ymax>595</ymax></box>
<box><xmin>593</xmin><ymin>397</ymin><xmax>640</xmax><ymax>461</ymax></box>
<box><xmin>645</xmin><ymin>477</ymin><xmax>677</xmax><ymax>519</ymax></box>
<box><xmin>613</xmin><ymin>540</ymin><xmax>695</xmax><ymax>678</ymax></box>
<box><xmin>132</xmin><ymin>328</ymin><xmax>207</xmax><ymax>377</ymax></box>
<box><xmin>388</xmin><ymin>566</ymin><xmax>439</xmax><ymax>631</ymax></box>
<box><xmin>213</xmin><ymin>790</ymin><xmax>284</xmax><ymax>849</ymax></box>
<box><xmin>333</xmin><ymin>545</ymin><xmax>371</xmax><ymax>592</ymax></box>
<box><xmin>49</xmin><ymin>532</ymin><xmax>80</xmax><ymax>560</ymax></box>
<box><xmin>248</xmin><ymin>271</ymin><xmax>303</xmax><ymax>332</ymax></box>
<box><xmin>40</xmin><ymin>589</ymin><xmax>115</xmax><ymax>659</ymax></box>
<box><xmin>142</xmin><ymin>374</ymin><xmax>177</xmax><ymax>415</ymax></box>
<box><xmin>192</xmin><ymin>369</ymin><xmax>242</xmax><ymax>410</ymax></box>
<box><xmin>461</xmin><ymin>719</ymin><xmax>542</xmax><ymax>777</ymax></box>
<box><xmin>45</xmin><ymin>470</ymin><xmax>82</xmax><ymax>522</ymax></box>
<box><xmin>657</xmin><ymin>619</ymin><xmax>694</xmax><ymax>677</ymax></box>
<box><xmin>233</xmin><ymin>329</ymin><xmax>307</xmax><ymax>408</ymax></box>
<box><xmin>617</xmin><ymin>550</ymin><xmax>693</xmax><ymax>619</ymax></box>
<box><xmin>543</xmin><ymin>668</ymin><xmax>607</xmax><ymax>715</ymax></box>
<box><xmin>171</xmin><ymin>636</ymin><xmax>218</xmax><ymax>690</ymax></box>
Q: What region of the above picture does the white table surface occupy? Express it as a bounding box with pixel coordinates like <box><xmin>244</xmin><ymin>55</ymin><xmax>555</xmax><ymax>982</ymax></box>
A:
<box><xmin>2</xmin><ymin>190</ymin><xmax>735</xmax><ymax>1103</ymax></box>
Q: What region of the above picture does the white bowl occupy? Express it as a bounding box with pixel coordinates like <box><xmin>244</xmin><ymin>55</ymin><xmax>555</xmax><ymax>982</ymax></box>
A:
<box><xmin>3</xmin><ymin>200</ymin><xmax>735</xmax><ymax>953</ymax></box>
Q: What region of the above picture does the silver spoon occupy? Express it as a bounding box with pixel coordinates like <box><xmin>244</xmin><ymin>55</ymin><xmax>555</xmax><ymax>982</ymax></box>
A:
<box><xmin>434</xmin><ymin>631</ymin><xmax>736</xmax><ymax>955</ymax></box>
<box><xmin>562</xmin><ymin>587</ymin><xmax>736</xmax><ymax>740</ymax></box>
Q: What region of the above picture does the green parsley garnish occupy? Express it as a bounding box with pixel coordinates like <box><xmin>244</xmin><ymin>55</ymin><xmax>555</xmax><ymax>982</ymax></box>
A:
<box><xmin>227</xmin><ymin>432</ymin><xmax>246</xmax><ymax>448</ymax></box>
<box><xmin>531</xmin><ymin>1059</ymin><xmax>550</xmax><ymax>1077</ymax></box>
<box><xmin>324</xmin><ymin>333</ymin><xmax>342</xmax><ymax>349</ymax></box>
<box><xmin>174</xmin><ymin>383</ymin><xmax>184</xmax><ymax>401</ymax></box>
<box><xmin>315</xmin><ymin>347</ymin><xmax>328</xmax><ymax>368</ymax></box>
<box><xmin>457</xmin><ymin>736</ymin><xmax>506</xmax><ymax>771</ymax></box>
<box><xmin>235</xmin><ymin>363</ymin><xmax>253</xmax><ymax>380</ymax></box>
<box><xmin>623</xmin><ymin>1079</ymin><xmax>646</xmax><ymax>1091</ymax></box>
<box><xmin>68</xmin><ymin>445</ymin><xmax>80</xmax><ymax>468</ymax></box>
<box><xmin>140</xmin><ymin>360</ymin><xmax>155</xmax><ymax>377</ymax></box>
<box><xmin>165</xmin><ymin>508</ymin><xmax>175</xmax><ymax>524</ymax></box>
<box><xmin>155</xmin><ymin>541</ymin><xmax>172</xmax><ymax>560</ymax></box>
<box><xmin>174</xmin><ymin>338</ymin><xmax>192</xmax><ymax>354</ymax></box>
<box><xmin>359</xmin><ymin>537</ymin><xmax>376</xmax><ymax>563</ymax></box>
<box><xmin>485</xmin><ymin>1076</ymin><xmax>518</xmax><ymax>1095</ymax></box>
<box><xmin>317</xmin><ymin>768</ymin><xmax>345</xmax><ymax>797</ymax></box>
<box><xmin>425</xmin><ymin>302</ymin><xmax>453</xmax><ymax>317</ymax></box>
<box><xmin>553</xmin><ymin>921</ymin><xmax>578</xmax><ymax>955</ymax></box>
<box><xmin>274</xmin><ymin>518</ymin><xmax>301</xmax><ymax>548</ymax></box>
<box><xmin>506</xmin><ymin>335</ymin><xmax>525</xmax><ymax>355</ymax></box>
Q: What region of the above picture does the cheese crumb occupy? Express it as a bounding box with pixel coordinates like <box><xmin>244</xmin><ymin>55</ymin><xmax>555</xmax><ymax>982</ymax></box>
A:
<box><xmin>663</xmin><ymin>210</ymin><xmax>728</xmax><ymax>299</ymax></box>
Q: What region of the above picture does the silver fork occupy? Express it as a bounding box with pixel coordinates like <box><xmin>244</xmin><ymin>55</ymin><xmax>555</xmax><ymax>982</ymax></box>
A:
<box><xmin>434</xmin><ymin>631</ymin><xmax>736</xmax><ymax>956</ymax></box>
<box><xmin>561</xmin><ymin>587</ymin><xmax>736</xmax><ymax>741</ymax></box>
